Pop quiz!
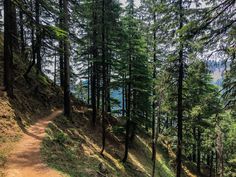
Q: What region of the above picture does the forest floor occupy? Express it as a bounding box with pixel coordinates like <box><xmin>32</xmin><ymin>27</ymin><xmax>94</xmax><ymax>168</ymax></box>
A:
<box><xmin>0</xmin><ymin>36</ymin><xmax>198</xmax><ymax>176</ymax></box>
<box><xmin>3</xmin><ymin>109</ymin><xmax>65</xmax><ymax>177</ymax></box>
<box><xmin>41</xmin><ymin>106</ymin><xmax>177</xmax><ymax>177</ymax></box>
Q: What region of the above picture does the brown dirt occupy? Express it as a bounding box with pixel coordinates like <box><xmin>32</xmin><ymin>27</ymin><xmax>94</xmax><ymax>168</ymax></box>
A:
<box><xmin>4</xmin><ymin>110</ymin><xmax>65</xmax><ymax>177</ymax></box>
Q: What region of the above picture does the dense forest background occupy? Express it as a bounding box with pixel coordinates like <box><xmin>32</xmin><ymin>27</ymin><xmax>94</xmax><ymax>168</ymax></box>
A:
<box><xmin>0</xmin><ymin>0</ymin><xmax>235</xmax><ymax>177</ymax></box>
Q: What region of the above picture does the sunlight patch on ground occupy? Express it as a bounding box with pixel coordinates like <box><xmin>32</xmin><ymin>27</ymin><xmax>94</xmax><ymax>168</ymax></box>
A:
<box><xmin>161</xmin><ymin>138</ymin><xmax>197</xmax><ymax>177</ymax></box>
<box><xmin>136</xmin><ymin>135</ymin><xmax>174</xmax><ymax>177</ymax></box>
<box><xmin>129</xmin><ymin>152</ymin><xmax>151</xmax><ymax>176</ymax></box>
<box><xmin>136</xmin><ymin>136</ymin><xmax>161</xmax><ymax>161</ymax></box>
<box><xmin>103</xmin><ymin>150</ymin><xmax>125</xmax><ymax>172</ymax></box>
<box><xmin>78</xmin><ymin>130</ymin><xmax>125</xmax><ymax>173</ymax></box>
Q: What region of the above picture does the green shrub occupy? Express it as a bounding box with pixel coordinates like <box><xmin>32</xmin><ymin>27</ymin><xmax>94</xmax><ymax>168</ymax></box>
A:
<box><xmin>54</xmin><ymin>132</ymin><xmax>69</xmax><ymax>145</ymax></box>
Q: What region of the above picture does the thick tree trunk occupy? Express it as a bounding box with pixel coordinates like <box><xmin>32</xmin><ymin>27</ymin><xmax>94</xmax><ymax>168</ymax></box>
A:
<box><xmin>176</xmin><ymin>0</ymin><xmax>184</xmax><ymax>176</ymax></box>
<box><xmin>4</xmin><ymin>0</ymin><xmax>16</xmax><ymax>97</ymax></box>
<box><xmin>3</xmin><ymin>1</ymin><xmax>17</xmax><ymax>91</ymax></box>
<box><xmin>63</xmin><ymin>0</ymin><xmax>71</xmax><ymax>117</ymax></box>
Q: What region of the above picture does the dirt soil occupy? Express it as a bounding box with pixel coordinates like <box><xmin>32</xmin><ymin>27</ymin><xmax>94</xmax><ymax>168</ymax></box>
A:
<box><xmin>4</xmin><ymin>110</ymin><xmax>65</xmax><ymax>177</ymax></box>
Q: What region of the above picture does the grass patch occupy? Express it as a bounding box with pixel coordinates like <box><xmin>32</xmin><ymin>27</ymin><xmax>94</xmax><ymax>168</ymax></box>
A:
<box><xmin>41</xmin><ymin>115</ymin><xmax>124</xmax><ymax>177</ymax></box>
<box><xmin>41</xmin><ymin>112</ymin><xmax>176</xmax><ymax>177</ymax></box>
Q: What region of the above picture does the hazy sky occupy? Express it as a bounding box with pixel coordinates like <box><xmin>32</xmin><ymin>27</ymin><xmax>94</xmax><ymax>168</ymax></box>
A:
<box><xmin>119</xmin><ymin>0</ymin><xmax>141</xmax><ymax>7</ymax></box>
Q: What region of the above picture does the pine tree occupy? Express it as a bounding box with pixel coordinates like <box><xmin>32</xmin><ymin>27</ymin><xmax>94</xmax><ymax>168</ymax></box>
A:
<box><xmin>4</xmin><ymin>0</ymin><xmax>17</xmax><ymax>97</ymax></box>
<box><xmin>62</xmin><ymin>0</ymin><xmax>71</xmax><ymax>117</ymax></box>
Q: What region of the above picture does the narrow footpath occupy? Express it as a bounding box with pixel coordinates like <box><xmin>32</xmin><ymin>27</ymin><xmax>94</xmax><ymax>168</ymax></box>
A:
<box><xmin>4</xmin><ymin>110</ymin><xmax>64</xmax><ymax>177</ymax></box>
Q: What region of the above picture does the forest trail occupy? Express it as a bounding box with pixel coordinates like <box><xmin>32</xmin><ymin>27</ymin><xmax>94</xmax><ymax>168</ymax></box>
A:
<box><xmin>4</xmin><ymin>109</ymin><xmax>65</xmax><ymax>177</ymax></box>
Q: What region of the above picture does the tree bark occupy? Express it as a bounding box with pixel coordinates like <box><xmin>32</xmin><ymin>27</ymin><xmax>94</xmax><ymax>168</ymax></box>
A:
<box><xmin>209</xmin><ymin>151</ymin><xmax>213</xmax><ymax>177</ymax></box>
<box><xmin>63</xmin><ymin>0</ymin><xmax>71</xmax><ymax>117</ymax></box>
<box><xmin>35</xmin><ymin>0</ymin><xmax>42</xmax><ymax>73</ymax></box>
<box><xmin>152</xmin><ymin>9</ymin><xmax>157</xmax><ymax>162</ymax></box>
<box><xmin>4</xmin><ymin>0</ymin><xmax>16</xmax><ymax>97</ymax></box>
<box><xmin>91</xmin><ymin>0</ymin><xmax>98</xmax><ymax>126</ymax></box>
<box><xmin>122</xmin><ymin>74</ymin><xmax>125</xmax><ymax>117</ymax></box>
<box><xmin>101</xmin><ymin>0</ymin><xmax>107</xmax><ymax>155</ymax></box>
<box><xmin>176</xmin><ymin>0</ymin><xmax>184</xmax><ymax>176</ymax></box>
<box><xmin>123</xmin><ymin>52</ymin><xmax>132</xmax><ymax>163</ymax></box>
<box><xmin>193</xmin><ymin>126</ymin><xmax>196</xmax><ymax>162</ymax></box>
<box><xmin>197</xmin><ymin>127</ymin><xmax>201</xmax><ymax>174</ymax></box>
<box><xmin>54</xmin><ymin>53</ymin><xmax>57</xmax><ymax>85</ymax></box>
<box><xmin>59</xmin><ymin>0</ymin><xmax>64</xmax><ymax>88</ymax></box>
<box><xmin>123</xmin><ymin>1</ymin><xmax>134</xmax><ymax>163</ymax></box>
<box><xmin>87</xmin><ymin>60</ymin><xmax>90</xmax><ymax>105</ymax></box>
<box><xmin>24</xmin><ymin>1</ymin><xmax>35</xmax><ymax>79</ymax></box>
<box><xmin>19</xmin><ymin>10</ymin><xmax>25</xmax><ymax>56</ymax></box>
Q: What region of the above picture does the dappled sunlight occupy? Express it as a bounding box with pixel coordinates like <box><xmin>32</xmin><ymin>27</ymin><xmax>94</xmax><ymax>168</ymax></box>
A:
<box><xmin>129</xmin><ymin>152</ymin><xmax>151</xmax><ymax>176</ymax></box>
<box><xmin>136</xmin><ymin>135</ymin><xmax>162</xmax><ymax>161</ymax></box>
<box><xmin>78</xmin><ymin>129</ymin><xmax>125</xmax><ymax>173</ymax></box>
<box><xmin>162</xmin><ymin>139</ymin><xmax>197</xmax><ymax>177</ymax></box>
<box><xmin>102</xmin><ymin>150</ymin><xmax>125</xmax><ymax>172</ymax></box>
<box><xmin>136</xmin><ymin>135</ymin><xmax>174</xmax><ymax>177</ymax></box>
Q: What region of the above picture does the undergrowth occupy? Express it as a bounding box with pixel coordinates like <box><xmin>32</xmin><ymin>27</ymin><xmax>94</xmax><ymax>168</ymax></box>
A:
<box><xmin>41</xmin><ymin>112</ymin><xmax>175</xmax><ymax>177</ymax></box>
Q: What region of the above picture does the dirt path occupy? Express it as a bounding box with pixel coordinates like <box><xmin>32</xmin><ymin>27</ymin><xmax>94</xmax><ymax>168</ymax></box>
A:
<box><xmin>4</xmin><ymin>109</ymin><xmax>65</xmax><ymax>177</ymax></box>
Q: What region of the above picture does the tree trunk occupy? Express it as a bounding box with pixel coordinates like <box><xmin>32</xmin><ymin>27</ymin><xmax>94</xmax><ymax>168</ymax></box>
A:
<box><xmin>123</xmin><ymin>54</ymin><xmax>132</xmax><ymax>163</ymax></box>
<box><xmin>193</xmin><ymin>127</ymin><xmax>196</xmax><ymax>162</ymax></box>
<box><xmin>216</xmin><ymin>127</ymin><xmax>224</xmax><ymax>177</ymax></box>
<box><xmin>96</xmin><ymin>71</ymin><xmax>100</xmax><ymax>112</ymax></box>
<box><xmin>59</xmin><ymin>40</ymin><xmax>64</xmax><ymax>88</ymax></box>
<box><xmin>54</xmin><ymin>53</ymin><xmax>57</xmax><ymax>85</ymax></box>
<box><xmin>24</xmin><ymin>1</ymin><xmax>35</xmax><ymax>79</ymax></box>
<box><xmin>152</xmin><ymin>7</ymin><xmax>157</xmax><ymax>168</ymax></box>
<box><xmin>59</xmin><ymin>0</ymin><xmax>64</xmax><ymax>88</ymax></box>
<box><xmin>63</xmin><ymin>0</ymin><xmax>71</xmax><ymax>117</ymax></box>
<box><xmin>101</xmin><ymin>0</ymin><xmax>107</xmax><ymax>155</ymax></box>
<box><xmin>176</xmin><ymin>0</ymin><xmax>184</xmax><ymax>176</ymax></box>
<box><xmin>19</xmin><ymin>10</ymin><xmax>25</xmax><ymax>56</ymax></box>
<box><xmin>197</xmin><ymin>127</ymin><xmax>201</xmax><ymax>174</ymax></box>
<box><xmin>122</xmin><ymin>74</ymin><xmax>125</xmax><ymax>117</ymax></box>
<box><xmin>87</xmin><ymin>60</ymin><xmax>90</xmax><ymax>105</ymax></box>
<box><xmin>91</xmin><ymin>0</ymin><xmax>98</xmax><ymax>126</ymax></box>
<box><xmin>209</xmin><ymin>151</ymin><xmax>213</xmax><ymax>177</ymax></box>
<box><xmin>4</xmin><ymin>0</ymin><xmax>16</xmax><ymax>97</ymax></box>
<box><xmin>107</xmin><ymin>64</ymin><xmax>111</xmax><ymax>113</ymax></box>
<box><xmin>35</xmin><ymin>0</ymin><xmax>42</xmax><ymax>73</ymax></box>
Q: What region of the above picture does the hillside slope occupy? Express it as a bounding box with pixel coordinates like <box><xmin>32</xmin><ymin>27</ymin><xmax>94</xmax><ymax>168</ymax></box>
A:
<box><xmin>0</xmin><ymin>35</ymin><xmax>64</xmax><ymax>176</ymax></box>
<box><xmin>41</xmin><ymin>108</ymin><xmax>175</xmax><ymax>177</ymax></box>
<box><xmin>0</xmin><ymin>36</ymin><xmax>196</xmax><ymax>177</ymax></box>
